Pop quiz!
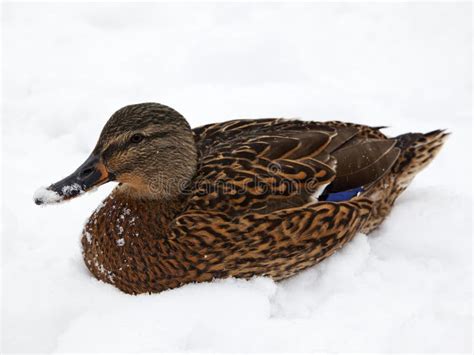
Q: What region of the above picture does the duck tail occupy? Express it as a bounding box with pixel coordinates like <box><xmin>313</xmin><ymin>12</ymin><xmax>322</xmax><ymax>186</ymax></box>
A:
<box><xmin>392</xmin><ymin>129</ymin><xmax>450</xmax><ymax>188</ymax></box>
<box><xmin>360</xmin><ymin>129</ymin><xmax>449</xmax><ymax>234</ymax></box>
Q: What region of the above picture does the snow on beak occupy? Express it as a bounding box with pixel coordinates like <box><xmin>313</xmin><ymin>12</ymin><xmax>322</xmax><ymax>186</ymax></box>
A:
<box><xmin>34</xmin><ymin>154</ymin><xmax>115</xmax><ymax>205</ymax></box>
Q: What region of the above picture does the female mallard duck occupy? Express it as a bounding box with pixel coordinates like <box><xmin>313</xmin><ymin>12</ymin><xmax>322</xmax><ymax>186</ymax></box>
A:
<box><xmin>34</xmin><ymin>103</ymin><xmax>448</xmax><ymax>294</ymax></box>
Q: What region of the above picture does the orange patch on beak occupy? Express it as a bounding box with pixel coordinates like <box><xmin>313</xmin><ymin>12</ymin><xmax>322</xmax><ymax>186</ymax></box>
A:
<box><xmin>95</xmin><ymin>161</ymin><xmax>112</xmax><ymax>186</ymax></box>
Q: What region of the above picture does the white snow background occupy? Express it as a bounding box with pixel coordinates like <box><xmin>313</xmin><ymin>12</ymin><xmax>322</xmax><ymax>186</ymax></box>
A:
<box><xmin>1</xmin><ymin>2</ymin><xmax>472</xmax><ymax>353</ymax></box>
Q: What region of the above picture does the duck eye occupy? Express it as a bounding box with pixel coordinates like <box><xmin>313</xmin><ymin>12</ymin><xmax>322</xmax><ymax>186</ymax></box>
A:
<box><xmin>130</xmin><ymin>133</ymin><xmax>144</xmax><ymax>144</ymax></box>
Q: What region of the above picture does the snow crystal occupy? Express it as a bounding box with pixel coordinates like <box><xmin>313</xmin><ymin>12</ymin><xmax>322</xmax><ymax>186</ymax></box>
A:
<box><xmin>116</xmin><ymin>238</ymin><xmax>125</xmax><ymax>247</ymax></box>
<box><xmin>33</xmin><ymin>186</ymin><xmax>63</xmax><ymax>205</ymax></box>
<box><xmin>93</xmin><ymin>255</ymin><xmax>115</xmax><ymax>283</ymax></box>
<box><xmin>84</xmin><ymin>231</ymin><xmax>93</xmax><ymax>244</ymax></box>
<box><xmin>116</xmin><ymin>225</ymin><xmax>124</xmax><ymax>235</ymax></box>
<box><xmin>61</xmin><ymin>183</ymin><xmax>83</xmax><ymax>196</ymax></box>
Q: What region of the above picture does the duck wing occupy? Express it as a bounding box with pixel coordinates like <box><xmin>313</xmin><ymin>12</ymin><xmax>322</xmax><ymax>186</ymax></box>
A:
<box><xmin>190</xmin><ymin>119</ymin><xmax>399</xmax><ymax>215</ymax></box>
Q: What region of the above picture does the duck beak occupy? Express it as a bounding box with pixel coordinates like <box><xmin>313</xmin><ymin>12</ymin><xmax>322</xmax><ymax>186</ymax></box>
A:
<box><xmin>34</xmin><ymin>154</ymin><xmax>115</xmax><ymax>205</ymax></box>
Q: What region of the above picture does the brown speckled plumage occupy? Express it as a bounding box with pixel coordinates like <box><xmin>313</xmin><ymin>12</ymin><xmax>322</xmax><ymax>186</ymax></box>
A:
<box><xmin>42</xmin><ymin>103</ymin><xmax>448</xmax><ymax>294</ymax></box>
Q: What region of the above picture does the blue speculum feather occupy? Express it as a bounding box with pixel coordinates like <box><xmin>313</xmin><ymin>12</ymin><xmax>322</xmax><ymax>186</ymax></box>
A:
<box><xmin>320</xmin><ymin>186</ymin><xmax>364</xmax><ymax>202</ymax></box>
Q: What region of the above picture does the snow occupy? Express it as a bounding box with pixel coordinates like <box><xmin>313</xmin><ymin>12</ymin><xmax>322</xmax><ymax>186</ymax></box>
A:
<box><xmin>60</xmin><ymin>183</ymin><xmax>83</xmax><ymax>197</ymax></box>
<box><xmin>33</xmin><ymin>186</ymin><xmax>63</xmax><ymax>205</ymax></box>
<box><xmin>1</xmin><ymin>2</ymin><xmax>472</xmax><ymax>353</ymax></box>
<box><xmin>33</xmin><ymin>183</ymin><xmax>84</xmax><ymax>205</ymax></box>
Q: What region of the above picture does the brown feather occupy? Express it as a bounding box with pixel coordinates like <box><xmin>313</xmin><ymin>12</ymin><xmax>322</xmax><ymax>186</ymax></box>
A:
<box><xmin>328</xmin><ymin>140</ymin><xmax>400</xmax><ymax>192</ymax></box>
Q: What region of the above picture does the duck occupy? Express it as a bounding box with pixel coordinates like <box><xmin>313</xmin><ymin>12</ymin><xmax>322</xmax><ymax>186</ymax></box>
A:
<box><xmin>34</xmin><ymin>103</ymin><xmax>448</xmax><ymax>294</ymax></box>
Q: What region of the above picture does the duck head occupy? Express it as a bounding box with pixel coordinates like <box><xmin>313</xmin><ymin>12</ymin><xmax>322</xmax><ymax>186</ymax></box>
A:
<box><xmin>34</xmin><ymin>103</ymin><xmax>197</xmax><ymax>205</ymax></box>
